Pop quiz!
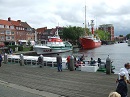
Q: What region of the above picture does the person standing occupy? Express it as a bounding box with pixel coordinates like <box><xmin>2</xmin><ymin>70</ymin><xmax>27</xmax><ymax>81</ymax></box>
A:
<box><xmin>57</xmin><ymin>53</ymin><xmax>62</xmax><ymax>72</ymax></box>
<box><xmin>66</xmin><ymin>55</ymin><xmax>70</xmax><ymax>69</ymax></box>
<box><xmin>0</xmin><ymin>54</ymin><xmax>3</xmax><ymax>67</ymax></box>
<box><xmin>9</xmin><ymin>48</ymin><xmax>13</xmax><ymax>54</ymax></box>
<box><xmin>118</xmin><ymin>63</ymin><xmax>130</xmax><ymax>84</ymax></box>
<box><xmin>116</xmin><ymin>71</ymin><xmax>128</xmax><ymax>97</ymax></box>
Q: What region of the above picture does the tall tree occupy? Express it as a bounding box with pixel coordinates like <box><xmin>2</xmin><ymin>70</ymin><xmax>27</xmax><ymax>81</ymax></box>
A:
<box><xmin>95</xmin><ymin>30</ymin><xmax>110</xmax><ymax>40</ymax></box>
<box><xmin>62</xmin><ymin>26</ymin><xmax>84</xmax><ymax>42</ymax></box>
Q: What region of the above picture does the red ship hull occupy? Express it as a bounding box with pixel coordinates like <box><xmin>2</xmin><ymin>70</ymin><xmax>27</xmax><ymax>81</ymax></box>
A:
<box><xmin>79</xmin><ymin>38</ymin><xmax>101</xmax><ymax>49</ymax></box>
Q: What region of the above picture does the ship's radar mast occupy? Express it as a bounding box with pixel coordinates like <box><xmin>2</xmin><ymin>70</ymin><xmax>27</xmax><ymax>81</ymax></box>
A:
<box><xmin>90</xmin><ymin>20</ymin><xmax>94</xmax><ymax>34</ymax></box>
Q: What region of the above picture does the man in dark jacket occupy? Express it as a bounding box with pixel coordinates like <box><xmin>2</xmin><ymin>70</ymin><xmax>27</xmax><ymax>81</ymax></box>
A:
<box><xmin>116</xmin><ymin>71</ymin><xmax>128</xmax><ymax>97</ymax></box>
<box><xmin>56</xmin><ymin>53</ymin><xmax>62</xmax><ymax>72</ymax></box>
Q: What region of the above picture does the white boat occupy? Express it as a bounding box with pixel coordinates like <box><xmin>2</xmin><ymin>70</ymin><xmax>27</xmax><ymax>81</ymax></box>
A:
<box><xmin>127</xmin><ymin>39</ymin><xmax>130</xmax><ymax>46</ymax></box>
<box><xmin>75</xmin><ymin>58</ymin><xmax>115</xmax><ymax>73</ymax></box>
<box><xmin>33</xmin><ymin>29</ymin><xmax>73</xmax><ymax>54</ymax></box>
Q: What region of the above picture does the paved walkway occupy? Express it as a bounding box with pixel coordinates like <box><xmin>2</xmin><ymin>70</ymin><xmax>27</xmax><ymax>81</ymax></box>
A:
<box><xmin>0</xmin><ymin>63</ymin><xmax>129</xmax><ymax>97</ymax></box>
<box><xmin>0</xmin><ymin>82</ymin><xmax>44</xmax><ymax>97</ymax></box>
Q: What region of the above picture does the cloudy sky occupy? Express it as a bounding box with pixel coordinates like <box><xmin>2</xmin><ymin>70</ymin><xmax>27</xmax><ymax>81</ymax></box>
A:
<box><xmin>0</xmin><ymin>0</ymin><xmax>130</xmax><ymax>36</ymax></box>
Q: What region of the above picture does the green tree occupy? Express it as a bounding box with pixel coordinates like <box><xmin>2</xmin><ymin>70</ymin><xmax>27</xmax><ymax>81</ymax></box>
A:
<box><xmin>95</xmin><ymin>30</ymin><xmax>110</xmax><ymax>40</ymax></box>
<box><xmin>126</xmin><ymin>34</ymin><xmax>130</xmax><ymax>39</ymax></box>
<box><xmin>119</xmin><ymin>35</ymin><xmax>123</xmax><ymax>37</ymax></box>
<box><xmin>62</xmin><ymin>26</ymin><xmax>84</xmax><ymax>42</ymax></box>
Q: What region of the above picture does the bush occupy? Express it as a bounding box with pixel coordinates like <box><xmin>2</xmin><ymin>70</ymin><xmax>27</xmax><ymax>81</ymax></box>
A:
<box><xmin>16</xmin><ymin>45</ymin><xmax>33</xmax><ymax>51</ymax></box>
<box><xmin>7</xmin><ymin>45</ymin><xmax>17</xmax><ymax>51</ymax></box>
<box><xmin>23</xmin><ymin>47</ymin><xmax>31</xmax><ymax>51</ymax></box>
<box><xmin>18</xmin><ymin>46</ymin><xmax>23</xmax><ymax>51</ymax></box>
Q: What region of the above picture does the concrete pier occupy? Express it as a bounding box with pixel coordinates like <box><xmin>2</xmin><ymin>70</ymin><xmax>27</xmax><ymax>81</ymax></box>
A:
<box><xmin>0</xmin><ymin>63</ymin><xmax>129</xmax><ymax>97</ymax></box>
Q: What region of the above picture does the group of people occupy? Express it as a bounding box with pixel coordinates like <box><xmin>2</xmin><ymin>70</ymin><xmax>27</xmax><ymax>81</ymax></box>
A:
<box><xmin>109</xmin><ymin>63</ymin><xmax>130</xmax><ymax>97</ymax></box>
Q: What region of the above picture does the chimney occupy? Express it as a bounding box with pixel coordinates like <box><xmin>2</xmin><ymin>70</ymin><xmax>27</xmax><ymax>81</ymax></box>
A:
<box><xmin>17</xmin><ymin>20</ymin><xmax>21</xmax><ymax>23</ymax></box>
<box><xmin>8</xmin><ymin>17</ymin><xmax>11</xmax><ymax>21</ymax></box>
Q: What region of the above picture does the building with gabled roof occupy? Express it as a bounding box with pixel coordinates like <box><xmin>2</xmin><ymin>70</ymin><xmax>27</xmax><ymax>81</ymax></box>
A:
<box><xmin>0</xmin><ymin>17</ymin><xmax>35</xmax><ymax>46</ymax></box>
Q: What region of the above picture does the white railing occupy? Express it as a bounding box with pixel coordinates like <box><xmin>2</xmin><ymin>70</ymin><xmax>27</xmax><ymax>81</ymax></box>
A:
<box><xmin>7</xmin><ymin>55</ymin><xmax>67</xmax><ymax>68</ymax></box>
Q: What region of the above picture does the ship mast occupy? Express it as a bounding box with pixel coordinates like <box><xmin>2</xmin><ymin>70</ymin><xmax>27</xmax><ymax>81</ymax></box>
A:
<box><xmin>55</xmin><ymin>23</ymin><xmax>59</xmax><ymax>36</ymax></box>
<box><xmin>85</xmin><ymin>5</ymin><xmax>87</xmax><ymax>33</ymax></box>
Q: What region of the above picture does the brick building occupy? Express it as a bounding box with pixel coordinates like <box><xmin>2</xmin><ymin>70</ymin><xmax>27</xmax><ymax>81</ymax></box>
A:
<box><xmin>36</xmin><ymin>26</ymin><xmax>64</xmax><ymax>44</ymax></box>
<box><xmin>0</xmin><ymin>17</ymin><xmax>35</xmax><ymax>46</ymax></box>
<box><xmin>98</xmin><ymin>24</ymin><xmax>114</xmax><ymax>41</ymax></box>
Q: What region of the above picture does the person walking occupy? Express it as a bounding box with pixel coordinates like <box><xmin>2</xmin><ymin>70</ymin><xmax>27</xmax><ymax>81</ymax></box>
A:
<box><xmin>56</xmin><ymin>53</ymin><xmax>62</xmax><ymax>72</ymax></box>
<box><xmin>0</xmin><ymin>54</ymin><xmax>3</xmax><ymax>67</ymax></box>
<box><xmin>116</xmin><ymin>71</ymin><xmax>128</xmax><ymax>97</ymax></box>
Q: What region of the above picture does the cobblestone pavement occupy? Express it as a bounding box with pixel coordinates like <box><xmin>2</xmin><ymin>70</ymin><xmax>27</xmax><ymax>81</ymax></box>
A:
<box><xmin>0</xmin><ymin>63</ymin><xmax>129</xmax><ymax>97</ymax></box>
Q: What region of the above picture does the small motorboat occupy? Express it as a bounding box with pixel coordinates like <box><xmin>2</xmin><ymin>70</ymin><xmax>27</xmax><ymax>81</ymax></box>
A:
<box><xmin>75</xmin><ymin>58</ymin><xmax>115</xmax><ymax>73</ymax></box>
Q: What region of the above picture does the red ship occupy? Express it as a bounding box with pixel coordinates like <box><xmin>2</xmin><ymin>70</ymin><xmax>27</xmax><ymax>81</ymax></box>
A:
<box><xmin>79</xmin><ymin>35</ymin><xmax>101</xmax><ymax>49</ymax></box>
<box><xmin>79</xmin><ymin>19</ymin><xmax>101</xmax><ymax>49</ymax></box>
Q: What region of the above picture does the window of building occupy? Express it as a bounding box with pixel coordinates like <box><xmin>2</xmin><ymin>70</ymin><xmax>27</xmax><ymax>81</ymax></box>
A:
<box><xmin>6</xmin><ymin>36</ymin><xmax>11</xmax><ymax>40</ymax></box>
<box><xmin>11</xmin><ymin>32</ymin><xmax>14</xmax><ymax>34</ymax></box>
<box><xmin>12</xmin><ymin>36</ymin><xmax>14</xmax><ymax>40</ymax></box>
<box><xmin>0</xmin><ymin>36</ymin><xmax>4</xmax><ymax>40</ymax></box>
<box><xmin>6</xmin><ymin>30</ymin><xmax>11</xmax><ymax>35</ymax></box>
<box><xmin>0</xmin><ymin>24</ymin><xmax>4</xmax><ymax>28</ymax></box>
<box><xmin>5</xmin><ymin>25</ymin><xmax>9</xmax><ymax>29</ymax></box>
<box><xmin>10</xmin><ymin>26</ymin><xmax>14</xmax><ymax>29</ymax></box>
<box><xmin>0</xmin><ymin>31</ymin><xmax>5</xmax><ymax>34</ymax></box>
<box><xmin>16</xmin><ymin>27</ymin><xmax>19</xmax><ymax>30</ymax></box>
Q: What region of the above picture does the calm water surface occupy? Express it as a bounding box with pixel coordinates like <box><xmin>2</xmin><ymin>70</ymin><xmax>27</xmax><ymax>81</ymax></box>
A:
<box><xmin>45</xmin><ymin>43</ymin><xmax>130</xmax><ymax>74</ymax></box>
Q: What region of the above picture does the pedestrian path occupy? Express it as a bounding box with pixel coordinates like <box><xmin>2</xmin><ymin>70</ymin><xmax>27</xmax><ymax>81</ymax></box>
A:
<box><xmin>0</xmin><ymin>80</ymin><xmax>60</xmax><ymax>97</ymax></box>
<box><xmin>0</xmin><ymin>63</ymin><xmax>129</xmax><ymax>97</ymax></box>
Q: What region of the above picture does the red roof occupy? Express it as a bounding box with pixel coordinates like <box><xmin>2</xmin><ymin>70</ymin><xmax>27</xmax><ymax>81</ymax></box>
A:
<box><xmin>0</xmin><ymin>19</ymin><xmax>12</xmax><ymax>26</ymax></box>
<box><xmin>11</xmin><ymin>20</ymin><xmax>22</xmax><ymax>27</ymax></box>
<box><xmin>0</xmin><ymin>18</ymin><xmax>23</xmax><ymax>27</ymax></box>
<box><xmin>36</xmin><ymin>27</ymin><xmax>47</xmax><ymax>34</ymax></box>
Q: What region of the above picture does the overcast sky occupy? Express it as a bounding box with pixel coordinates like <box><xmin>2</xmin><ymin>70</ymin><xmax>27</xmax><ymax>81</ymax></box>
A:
<box><xmin>0</xmin><ymin>0</ymin><xmax>130</xmax><ymax>36</ymax></box>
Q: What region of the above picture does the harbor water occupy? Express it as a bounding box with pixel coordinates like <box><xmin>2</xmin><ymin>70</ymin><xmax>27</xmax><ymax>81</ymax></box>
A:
<box><xmin>43</xmin><ymin>43</ymin><xmax>130</xmax><ymax>74</ymax></box>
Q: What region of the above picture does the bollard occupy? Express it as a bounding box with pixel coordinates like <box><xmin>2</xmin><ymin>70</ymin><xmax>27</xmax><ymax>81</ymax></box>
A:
<box><xmin>20</xmin><ymin>54</ymin><xmax>24</xmax><ymax>66</ymax></box>
<box><xmin>69</xmin><ymin>55</ymin><xmax>75</xmax><ymax>71</ymax></box>
<box><xmin>39</xmin><ymin>55</ymin><xmax>44</xmax><ymax>68</ymax></box>
<box><xmin>4</xmin><ymin>53</ymin><xmax>7</xmax><ymax>64</ymax></box>
<box><xmin>106</xmin><ymin>55</ymin><xmax>111</xmax><ymax>74</ymax></box>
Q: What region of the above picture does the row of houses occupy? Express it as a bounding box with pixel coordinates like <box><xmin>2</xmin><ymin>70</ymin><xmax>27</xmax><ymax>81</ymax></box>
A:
<box><xmin>0</xmin><ymin>17</ymin><xmax>65</xmax><ymax>47</ymax></box>
<box><xmin>0</xmin><ymin>17</ymin><xmax>35</xmax><ymax>47</ymax></box>
<box><xmin>0</xmin><ymin>17</ymin><xmax>115</xmax><ymax>47</ymax></box>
